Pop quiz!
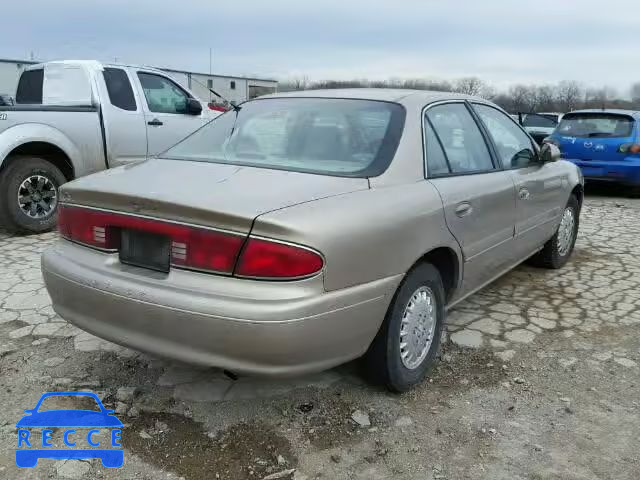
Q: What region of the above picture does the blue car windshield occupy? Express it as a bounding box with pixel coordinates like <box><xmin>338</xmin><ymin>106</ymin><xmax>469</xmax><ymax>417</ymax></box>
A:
<box><xmin>163</xmin><ymin>97</ymin><xmax>406</xmax><ymax>177</ymax></box>
<box><xmin>556</xmin><ymin>113</ymin><xmax>634</xmax><ymax>138</ymax></box>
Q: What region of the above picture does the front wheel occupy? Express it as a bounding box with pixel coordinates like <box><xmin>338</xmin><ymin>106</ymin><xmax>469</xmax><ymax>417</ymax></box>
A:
<box><xmin>0</xmin><ymin>156</ymin><xmax>66</xmax><ymax>234</ymax></box>
<box><xmin>528</xmin><ymin>194</ymin><xmax>579</xmax><ymax>269</ymax></box>
<box><xmin>364</xmin><ymin>263</ymin><xmax>446</xmax><ymax>392</ymax></box>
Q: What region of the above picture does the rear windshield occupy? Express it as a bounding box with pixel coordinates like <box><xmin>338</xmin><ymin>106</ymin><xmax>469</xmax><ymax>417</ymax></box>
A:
<box><xmin>522</xmin><ymin>114</ymin><xmax>558</xmax><ymax>128</ymax></box>
<box><xmin>164</xmin><ymin>98</ymin><xmax>406</xmax><ymax>177</ymax></box>
<box><xmin>556</xmin><ymin>113</ymin><xmax>635</xmax><ymax>138</ymax></box>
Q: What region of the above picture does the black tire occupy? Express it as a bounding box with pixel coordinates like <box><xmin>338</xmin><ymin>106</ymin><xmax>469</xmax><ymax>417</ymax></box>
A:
<box><xmin>528</xmin><ymin>194</ymin><xmax>579</xmax><ymax>269</ymax></box>
<box><xmin>0</xmin><ymin>156</ymin><xmax>66</xmax><ymax>234</ymax></box>
<box><xmin>364</xmin><ymin>263</ymin><xmax>446</xmax><ymax>392</ymax></box>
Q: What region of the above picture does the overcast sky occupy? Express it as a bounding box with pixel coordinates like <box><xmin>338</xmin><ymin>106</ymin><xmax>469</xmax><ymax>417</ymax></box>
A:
<box><xmin>3</xmin><ymin>0</ymin><xmax>639</xmax><ymax>93</ymax></box>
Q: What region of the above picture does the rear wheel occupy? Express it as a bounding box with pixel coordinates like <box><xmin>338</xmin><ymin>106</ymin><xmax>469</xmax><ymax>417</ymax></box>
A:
<box><xmin>528</xmin><ymin>194</ymin><xmax>579</xmax><ymax>269</ymax></box>
<box><xmin>364</xmin><ymin>263</ymin><xmax>445</xmax><ymax>392</ymax></box>
<box><xmin>0</xmin><ymin>156</ymin><xmax>66</xmax><ymax>234</ymax></box>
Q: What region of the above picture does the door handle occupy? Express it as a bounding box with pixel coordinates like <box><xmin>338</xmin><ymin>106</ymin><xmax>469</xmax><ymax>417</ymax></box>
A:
<box><xmin>147</xmin><ymin>119</ymin><xmax>163</xmax><ymax>126</ymax></box>
<box><xmin>518</xmin><ymin>188</ymin><xmax>530</xmax><ymax>200</ymax></box>
<box><xmin>454</xmin><ymin>202</ymin><xmax>473</xmax><ymax>217</ymax></box>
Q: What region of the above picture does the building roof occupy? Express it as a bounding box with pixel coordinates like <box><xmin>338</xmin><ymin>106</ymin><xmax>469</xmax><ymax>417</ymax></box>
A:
<box><xmin>0</xmin><ymin>58</ymin><xmax>38</xmax><ymax>65</ymax></box>
<box><xmin>0</xmin><ymin>58</ymin><xmax>276</xmax><ymax>84</ymax></box>
<box><xmin>161</xmin><ymin>67</ymin><xmax>276</xmax><ymax>84</ymax></box>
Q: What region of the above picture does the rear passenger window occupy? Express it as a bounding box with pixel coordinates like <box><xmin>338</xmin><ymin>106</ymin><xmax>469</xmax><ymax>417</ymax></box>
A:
<box><xmin>15</xmin><ymin>69</ymin><xmax>44</xmax><ymax>104</ymax></box>
<box><xmin>424</xmin><ymin>119</ymin><xmax>450</xmax><ymax>176</ymax></box>
<box><xmin>103</xmin><ymin>68</ymin><xmax>137</xmax><ymax>111</ymax></box>
<box><xmin>426</xmin><ymin>103</ymin><xmax>494</xmax><ymax>174</ymax></box>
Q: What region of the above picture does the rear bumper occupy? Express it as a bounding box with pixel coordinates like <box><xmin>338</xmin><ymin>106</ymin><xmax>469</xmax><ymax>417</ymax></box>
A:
<box><xmin>42</xmin><ymin>241</ymin><xmax>401</xmax><ymax>376</ymax></box>
<box><xmin>567</xmin><ymin>158</ymin><xmax>640</xmax><ymax>185</ymax></box>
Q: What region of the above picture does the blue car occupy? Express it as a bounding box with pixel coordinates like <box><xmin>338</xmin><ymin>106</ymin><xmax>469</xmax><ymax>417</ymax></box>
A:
<box><xmin>547</xmin><ymin>109</ymin><xmax>640</xmax><ymax>193</ymax></box>
<box><xmin>15</xmin><ymin>391</ymin><xmax>123</xmax><ymax>468</ymax></box>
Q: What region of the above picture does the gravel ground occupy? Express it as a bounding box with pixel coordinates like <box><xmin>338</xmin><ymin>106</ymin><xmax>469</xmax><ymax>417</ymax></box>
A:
<box><xmin>0</xmin><ymin>188</ymin><xmax>639</xmax><ymax>480</ymax></box>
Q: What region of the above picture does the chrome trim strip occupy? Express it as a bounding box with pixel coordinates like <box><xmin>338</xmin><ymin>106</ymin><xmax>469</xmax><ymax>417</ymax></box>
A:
<box><xmin>60</xmin><ymin>203</ymin><xmax>247</xmax><ymax>237</ymax></box>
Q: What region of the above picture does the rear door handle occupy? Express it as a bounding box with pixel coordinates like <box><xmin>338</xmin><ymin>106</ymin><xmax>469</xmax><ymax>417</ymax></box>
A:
<box><xmin>454</xmin><ymin>202</ymin><xmax>473</xmax><ymax>217</ymax></box>
<box><xmin>147</xmin><ymin>119</ymin><xmax>163</xmax><ymax>126</ymax></box>
<box><xmin>519</xmin><ymin>188</ymin><xmax>530</xmax><ymax>200</ymax></box>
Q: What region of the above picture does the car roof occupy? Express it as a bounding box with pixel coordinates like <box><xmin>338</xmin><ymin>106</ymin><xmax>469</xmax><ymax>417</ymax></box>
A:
<box><xmin>261</xmin><ymin>88</ymin><xmax>478</xmax><ymax>104</ymax></box>
<box><xmin>26</xmin><ymin>59</ymin><xmax>167</xmax><ymax>75</ymax></box>
<box><xmin>567</xmin><ymin>108</ymin><xmax>640</xmax><ymax>117</ymax></box>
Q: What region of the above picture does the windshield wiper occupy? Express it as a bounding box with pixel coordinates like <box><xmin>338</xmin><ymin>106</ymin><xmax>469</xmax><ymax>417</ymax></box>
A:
<box><xmin>586</xmin><ymin>132</ymin><xmax>613</xmax><ymax>138</ymax></box>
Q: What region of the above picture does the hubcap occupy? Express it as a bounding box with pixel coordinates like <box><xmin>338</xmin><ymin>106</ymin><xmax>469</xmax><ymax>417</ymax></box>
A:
<box><xmin>399</xmin><ymin>286</ymin><xmax>437</xmax><ymax>370</ymax></box>
<box><xmin>557</xmin><ymin>207</ymin><xmax>575</xmax><ymax>256</ymax></box>
<box><xmin>17</xmin><ymin>175</ymin><xmax>57</xmax><ymax>219</ymax></box>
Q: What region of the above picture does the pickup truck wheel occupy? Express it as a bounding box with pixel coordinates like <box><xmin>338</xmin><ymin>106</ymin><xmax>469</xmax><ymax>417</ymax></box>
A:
<box><xmin>528</xmin><ymin>194</ymin><xmax>579</xmax><ymax>269</ymax></box>
<box><xmin>0</xmin><ymin>157</ymin><xmax>66</xmax><ymax>234</ymax></box>
<box><xmin>364</xmin><ymin>263</ymin><xmax>445</xmax><ymax>392</ymax></box>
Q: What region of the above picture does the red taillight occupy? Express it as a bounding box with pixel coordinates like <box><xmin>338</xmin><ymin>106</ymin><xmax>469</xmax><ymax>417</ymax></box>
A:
<box><xmin>58</xmin><ymin>206</ymin><xmax>119</xmax><ymax>249</ymax></box>
<box><xmin>619</xmin><ymin>143</ymin><xmax>640</xmax><ymax>154</ymax></box>
<box><xmin>58</xmin><ymin>205</ymin><xmax>324</xmax><ymax>279</ymax></box>
<box><xmin>169</xmin><ymin>227</ymin><xmax>243</xmax><ymax>273</ymax></box>
<box><xmin>58</xmin><ymin>205</ymin><xmax>244</xmax><ymax>274</ymax></box>
<box><xmin>235</xmin><ymin>238</ymin><xmax>324</xmax><ymax>279</ymax></box>
<box><xmin>208</xmin><ymin>103</ymin><xmax>228</xmax><ymax>112</ymax></box>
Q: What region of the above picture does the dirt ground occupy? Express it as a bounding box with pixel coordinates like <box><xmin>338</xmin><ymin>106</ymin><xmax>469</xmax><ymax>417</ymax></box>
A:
<box><xmin>1</xmin><ymin>186</ymin><xmax>639</xmax><ymax>480</ymax></box>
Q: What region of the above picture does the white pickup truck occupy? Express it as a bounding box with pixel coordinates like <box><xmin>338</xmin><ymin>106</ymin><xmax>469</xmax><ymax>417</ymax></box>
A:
<box><xmin>0</xmin><ymin>60</ymin><xmax>219</xmax><ymax>233</ymax></box>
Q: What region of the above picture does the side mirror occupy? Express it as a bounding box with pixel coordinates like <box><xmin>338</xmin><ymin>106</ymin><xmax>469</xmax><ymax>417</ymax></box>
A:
<box><xmin>24</xmin><ymin>409</ymin><xmax>34</xmax><ymax>414</ymax></box>
<box><xmin>540</xmin><ymin>143</ymin><xmax>561</xmax><ymax>163</ymax></box>
<box><xmin>186</xmin><ymin>98</ymin><xmax>203</xmax><ymax>115</ymax></box>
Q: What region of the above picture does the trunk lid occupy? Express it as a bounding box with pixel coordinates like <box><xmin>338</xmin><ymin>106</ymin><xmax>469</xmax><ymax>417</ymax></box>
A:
<box><xmin>60</xmin><ymin>158</ymin><xmax>369</xmax><ymax>232</ymax></box>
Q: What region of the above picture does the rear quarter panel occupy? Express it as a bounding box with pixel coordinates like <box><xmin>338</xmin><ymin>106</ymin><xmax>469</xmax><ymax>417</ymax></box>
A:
<box><xmin>252</xmin><ymin>181</ymin><xmax>462</xmax><ymax>292</ymax></box>
<box><xmin>0</xmin><ymin>110</ymin><xmax>103</xmax><ymax>176</ymax></box>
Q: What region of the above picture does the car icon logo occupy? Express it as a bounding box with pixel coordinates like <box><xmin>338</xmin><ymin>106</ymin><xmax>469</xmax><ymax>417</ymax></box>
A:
<box><xmin>15</xmin><ymin>391</ymin><xmax>124</xmax><ymax>468</ymax></box>
<box><xmin>583</xmin><ymin>141</ymin><xmax>593</xmax><ymax>148</ymax></box>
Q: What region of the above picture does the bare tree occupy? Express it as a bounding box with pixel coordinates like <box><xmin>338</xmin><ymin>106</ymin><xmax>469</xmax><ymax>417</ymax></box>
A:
<box><xmin>535</xmin><ymin>86</ymin><xmax>556</xmax><ymax>111</ymax></box>
<box><xmin>508</xmin><ymin>85</ymin><xmax>538</xmax><ymax>112</ymax></box>
<box><xmin>278</xmin><ymin>76</ymin><xmax>310</xmax><ymax>92</ymax></box>
<box><xmin>556</xmin><ymin>81</ymin><xmax>582</xmax><ymax>112</ymax></box>
<box><xmin>275</xmin><ymin>76</ymin><xmax>640</xmax><ymax>113</ymax></box>
<box><xmin>478</xmin><ymin>84</ymin><xmax>497</xmax><ymax>100</ymax></box>
<box><xmin>453</xmin><ymin>77</ymin><xmax>485</xmax><ymax>96</ymax></box>
<box><xmin>584</xmin><ymin>86</ymin><xmax>617</xmax><ymax>109</ymax></box>
<box><xmin>630</xmin><ymin>82</ymin><xmax>640</xmax><ymax>108</ymax></box>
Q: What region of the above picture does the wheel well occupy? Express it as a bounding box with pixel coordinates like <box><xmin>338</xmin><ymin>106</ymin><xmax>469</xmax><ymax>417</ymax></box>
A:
<box><xmin>571</xmin><ymin>184</ymin><xmax>584</xmax><ymax>211</ymax></box>
<box><xmin>416</xmin><ymin>247</ymin><xmax>459</xmax><ymax>301</ymax></box>
<box><xmin>2</xmin><ymin>142</ymin><xmax>75</xmax><ymax>181</ymax></box>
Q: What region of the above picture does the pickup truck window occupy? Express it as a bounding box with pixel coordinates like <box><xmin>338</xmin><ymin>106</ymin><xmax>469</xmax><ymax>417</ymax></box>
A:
<box><xmin>137</xmin><ymin>72</ymin><xmax>190</xmax><ymax>115</ymax></box>
<box><xmin>16</xmin><ymin>69</ymin><xmax>44</xmax><ymax>104</ymax></box>
<box><xmin>103</xmin><ymin>68</ymin><xmax>136</xmax><ymax>111</ymax></box>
